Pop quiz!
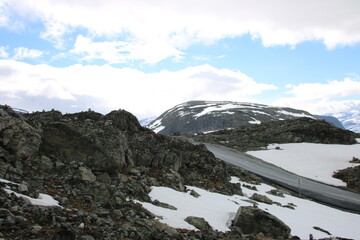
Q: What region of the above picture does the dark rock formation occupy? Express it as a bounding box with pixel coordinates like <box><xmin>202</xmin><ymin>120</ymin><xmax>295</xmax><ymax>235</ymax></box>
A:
<box><xmin>191</xmin><ymin>117</ymin><xmax>358</xmax><ymax>151</ymax></box>
<box><xmin>333</xmin><ymin>165</ymin><xmax>360</xmax><ymax>193</ymax></box>
<box><xmin>231</xmin><ymin>206</ymin><xmax>291</xmax><ymax>238</ymax></box>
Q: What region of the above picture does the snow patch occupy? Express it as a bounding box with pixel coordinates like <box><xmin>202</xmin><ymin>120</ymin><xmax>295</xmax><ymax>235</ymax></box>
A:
<box><xmin>277</xmin><ymin>110</ymin><xmax>314</xmax><ymax>118</ymax></box>
<box><xmin>148</xmin><ymin>119</ymin><xmax>165</xmax><ymax>133</ymax></box>
<box><xmin>1</xmin><ymin>178</ymin><xmax>61</xmax><ymax>207</ymax></box>
<box><xmin>4</xmin><ymin>189</ymin><xmax>61</xmax><ymax>207</ymax></box>
<box><xmin>251</xmin><ymin>110</ymin><xmax>271</xmax><ymax>116</ymax></box>
<box><xmin>248</xmin><ymin>117</ymin><xmax>261</xmax><ymax>124</ymax></box>
<box><xmin>222</xmin><ymin>111</ymin><xmax>235</xmax><ymax>115</ymax></box>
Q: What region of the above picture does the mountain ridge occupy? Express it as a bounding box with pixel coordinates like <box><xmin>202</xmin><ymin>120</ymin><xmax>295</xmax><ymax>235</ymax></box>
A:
<box><xmin>147</xmin><ymin>100</ymin><xmax>325</xmax><ymax>135</ymax></box>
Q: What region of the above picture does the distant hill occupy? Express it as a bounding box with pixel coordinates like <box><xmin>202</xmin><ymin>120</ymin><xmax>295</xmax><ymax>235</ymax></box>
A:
<box><xmin>139</xmin><ymin>116</ymin><xmax>156</xmax><ymax>126</ymax></box>
<box><xmin>314</xmin><ymin>115</ymin><xmax>345</xmax><ymax>129</ymax></box>
<box><xmin>190</xmin><ymin>117</ymin><xmax>358</xmax><ymax>152</ymax></box>
<box><xmin>333</xmin><ymin>111</ymin><xmax>360</xmax><ymax>133</ymax></box>
<box><xmin>147</xmin><ymin>100</ymin><xmax>319</xmax><ymax>135</ymax></box>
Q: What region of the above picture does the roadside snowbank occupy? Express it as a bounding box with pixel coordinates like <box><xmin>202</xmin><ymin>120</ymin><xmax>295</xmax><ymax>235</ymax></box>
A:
<box><xmin>247</xmin><ymin>143</ymin><xmax>360</xmax><ymax>186</ymax></box>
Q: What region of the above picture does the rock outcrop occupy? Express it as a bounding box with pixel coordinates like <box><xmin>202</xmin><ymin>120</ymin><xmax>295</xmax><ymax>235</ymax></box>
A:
<box><xmin>191</xmin><ymin>117</ymin><xmax>358</xmax><ymax>151</ymax></box>
<box><xmin>333</xmin><ymin>165</ymin><xmax>360</xmax><ymax>193</ymax></box>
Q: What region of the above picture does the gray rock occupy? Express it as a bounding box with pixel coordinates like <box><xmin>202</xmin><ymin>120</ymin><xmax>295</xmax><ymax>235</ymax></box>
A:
<box><xmin>190</xmin><ymin>189</ymin><xmax>201</xmax><ymax>198</ymax></box>
<box><xmin>78</xmin><ymin>235</ymin><xmax>95</xmax><ymax>240</ymax></box>
<box><xmin>185</xmin><ymin>216</ymin><xmax>213</xmax><ymax>231</ymax></box>
<box><xmin>31</xmin><ymin>225</ymin><xmax>42</xmax><ymax>233</ymax></box>
<box><xmin>232</xmin><ymin>206</ymin><xmax>291</xmax><ymax>238</ymax></box>
<box><xmin>79</xmin><ymin>166</ymin><xmax>96</xmax><ymax>182</ymax></box>
<box><xmin>18</xmin><ymin>183</ymin><xmax>28</xmax><ymax>193</ymax></box>
<box><xmin>250</xmin><ymin>193</ymin><xmax>273</xmax><ymax>204</ymax></box>
<box><xmin>0</xmin><ymin>115</ymin><xmax>41</xmax><ymax>160</ymax></box>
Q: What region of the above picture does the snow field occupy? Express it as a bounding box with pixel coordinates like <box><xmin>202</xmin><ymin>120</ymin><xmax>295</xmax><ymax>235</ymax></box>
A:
<box><xmin>247</xmin><ymin>142</ymin><xmax>360</xmax><ymax>186</ymax></box>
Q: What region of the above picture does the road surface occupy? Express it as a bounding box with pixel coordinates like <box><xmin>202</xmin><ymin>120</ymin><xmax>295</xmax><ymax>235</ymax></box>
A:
<box><xmin>204</xmin><ymin>143</ymin><xmax>360</xmax><ymax>213</ymax></box>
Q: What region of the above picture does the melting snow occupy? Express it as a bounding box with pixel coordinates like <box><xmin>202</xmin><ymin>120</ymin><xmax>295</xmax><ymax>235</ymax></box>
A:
<box><xmin>138</xmin><ymin>178</ymin><xmax>360</xmax><ymax>239</ymax></box>
<box><xmin>277</xmin><ymin>110</ymin><xmax>314</xmax><ymax>118</ymax></box>
<box><xmin>0</xmin><ymin>178</ymin><xmax>61</xmax><ymax>207</ymax></box>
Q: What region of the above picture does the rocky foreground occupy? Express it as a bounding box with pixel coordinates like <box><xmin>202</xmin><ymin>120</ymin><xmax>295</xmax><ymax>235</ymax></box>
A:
<box><xmin>0</xmin><ymin>105</ymin><xmax>301</xmax><ymax>240</ymax></box>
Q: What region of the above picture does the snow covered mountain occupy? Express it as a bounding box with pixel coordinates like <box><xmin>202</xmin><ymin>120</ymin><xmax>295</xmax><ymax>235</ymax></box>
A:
<box><xmin>139</xmin><ymin>116</ymin><xmax>157</xmax><ymax>126</ymax></box>
<box><xmin>333</xmin><ymin>111</ymin><xmax>360</xmax><ymax>133</ymax></box>
<box><xmin>147</xmin><ymin>100</ymin><xmax>316</xmax><ymax>135</ymax></box>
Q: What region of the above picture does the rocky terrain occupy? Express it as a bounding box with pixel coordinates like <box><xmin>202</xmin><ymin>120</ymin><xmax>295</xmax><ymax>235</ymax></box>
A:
<box><xmin>0</xmin><ymin>104</ymin><xmax>299</xmax><ymax>240</ymax></box>
<box><xmin>147</xmin><ymin>100</ymin><xmax>345</xmax><ymax>136</ymax></box>
<box><xmin>188</xmin><ymin>117</ymin><xmax>358</xmax><ymax>152</ymax></box>
<box><xmin>333</xmin><ymin>160</ymin><xmax>360</xmax><ymax>193</ymax></box>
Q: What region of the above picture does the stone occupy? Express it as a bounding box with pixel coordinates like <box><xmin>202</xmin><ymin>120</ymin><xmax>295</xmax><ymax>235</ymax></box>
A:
<box><xmin>185</xmin><ymin>216</ymin><xmax>213</xmax><ymax>231</ymax></box>
<box><xmin>79</xmin><ymin>166</ymin><xmax>96</xmax><ymax>182</ymax></box>
<box><xmin>250</xmin><ymin>193</ymin><xmax>273</xmax><ymax>204</ymax></box>
<box><xmin>152</xmin><ymin>200</ymin><xmax>177</xmax><ymax>210</ymax></box>
<box><xmin>0</xmin><ymin>116</ymin><xmax>41</xmax><ymax>160</ymax></box>
<box><xmin>232</xmin><ymin>206</ymin><xmax>291</xmax><ymax>239</ymax></box>
<box><xmin>18</xmin><ymin>183</ymin><xmax>28</xmax><ymax>193</ymax></box>
<box><xmin>53</xmin><ymin>230</ymin><xmax>76</xmax><ymax>240</ymax></box>
<box><xmin>78</xmin><ymin>235</ymin><xmax>95</xmax><ymax>240</ymax></box>
<box><xmin>129</xmin><ymin>168</ymin><xmax>141</xmax><ymax>176</ymax></box>
<box><xmin>31</xmin><ymin>225</ymin><xmax>43</xmax><ymax>233</ymax></box>
<box><xmin>190</xmin><ymin>189</ymin><xmax>201</xmax><ymax>198</ymax></box>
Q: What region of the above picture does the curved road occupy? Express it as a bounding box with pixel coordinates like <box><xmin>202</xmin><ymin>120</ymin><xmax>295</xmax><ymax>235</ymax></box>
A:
<box><xmin>204</xmin><ymin>143</ymin><xmax>360</xmax><ymax>213</ymax></box>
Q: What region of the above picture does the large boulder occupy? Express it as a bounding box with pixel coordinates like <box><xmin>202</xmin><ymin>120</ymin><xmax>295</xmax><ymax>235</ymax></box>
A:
<box><xmin>185</xmin><ymin>216</ymin><xmax>213</xmax><ymax>231</ymax></box>
<box><xmin>103</xmin><ymin>109</ymin><xmax>143</xmax><ymax>132</ymax></box>
<box><xmin>0</xmin><ymin>105</ymin><xmax>41</xmax><ymax>160</ymax></box>
<box><xmin>39</xmin><ymin>120</ymin><xmax>131</xmax><ymax>173</ymax></box>
<box><xmin>232</xmin><ymin>206</ymin><xmax>291</xmax><ymax>238</ymax></box>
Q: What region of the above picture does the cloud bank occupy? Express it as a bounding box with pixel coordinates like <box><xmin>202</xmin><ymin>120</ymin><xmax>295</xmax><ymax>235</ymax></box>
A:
<box><xmin>0</xmin><ymin>60</ymin><xmax>276</xmax><ymax>118</ymax></box>
<box><xmin>1</xmin><ymin>0</ymin><xmax>360</xmax><ymax>63</ymax></box>
<box><xmin>275</xmin><ymin>78</ymin><xmax>360</xmax><ymax>115</ymax></box>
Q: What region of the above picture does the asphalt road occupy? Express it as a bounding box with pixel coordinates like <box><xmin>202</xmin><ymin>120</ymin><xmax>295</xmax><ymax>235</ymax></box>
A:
<box><xmin>204</xmin><ymin>143</ymin><xmax>360</xmax><ymax>213</ymax></box>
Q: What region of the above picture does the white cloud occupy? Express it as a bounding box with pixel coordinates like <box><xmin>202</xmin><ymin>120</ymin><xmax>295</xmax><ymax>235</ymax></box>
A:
<box><xmin>13</xmin><ymin>47</ymin><xmax>44</xmax><ymax>60</ymax></box>
<box><xmin>2</xmin><ymin>0</ymin><xmax>360</xmax><ymax>63</ymax></box>
<box><xmin>274</xmin><ymin>78</ymin><xmax>360</xmax><ymax>114</ymax></box>
<box><xmin>71</xmin><ymin>35</ymin><xmax>183</xmax><ymax>64</ymax></box>
<box><xmin>286</xmin><ymin>78</ymin><xmax>360</xmax><ymax>101</ymax></box>
<box><xmin>0</xmin><ymin>46</ymin><xmax>9</xmax><ymax>58</ymax></box>
<box><xmin>0</xmin><ymin>60</ymin><xmax>276</xmax><ymax>118</ymax></box>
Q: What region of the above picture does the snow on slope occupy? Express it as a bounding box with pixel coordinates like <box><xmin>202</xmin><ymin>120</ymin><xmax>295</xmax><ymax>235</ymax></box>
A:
<box><xmin>147</xmin><ymin>100</ymin><xmax>316</xmax><ymax>135</ymax></box>
<box><xmin>138</xmin><ymin>178</ymin><xmax>360</xmax><ymax>239</ymax></box>
<box><xmin>0</xmin><ymin>178</ymin><xmax>61</xmax><ymax>207</ymax></box>
<box><xmin>247</xmin><ymin>143</ymin><xmax>360</xmax><ymax>186</ymax></box>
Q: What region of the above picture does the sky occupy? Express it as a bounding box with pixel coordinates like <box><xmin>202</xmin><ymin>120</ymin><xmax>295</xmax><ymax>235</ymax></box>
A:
<box><xmin>1</xmin><ymin>0</ymin><xmax>360</xmax><ymax>119</ymax></box>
